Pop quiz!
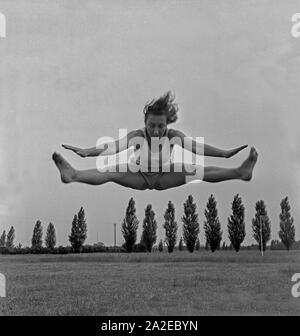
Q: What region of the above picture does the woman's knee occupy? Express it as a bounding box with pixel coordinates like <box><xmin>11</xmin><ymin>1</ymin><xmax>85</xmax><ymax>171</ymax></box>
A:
<box><xmin>185</xmin><ymin>165</ymin><xmax>204</xmax><ymax>184</ymax></box>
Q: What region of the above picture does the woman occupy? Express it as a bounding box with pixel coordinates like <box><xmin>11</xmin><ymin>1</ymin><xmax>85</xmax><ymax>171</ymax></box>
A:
<box><xmin>52</xmin><ymin>92</ymin><xmax>258</xmax><ymax>190</ymax></box>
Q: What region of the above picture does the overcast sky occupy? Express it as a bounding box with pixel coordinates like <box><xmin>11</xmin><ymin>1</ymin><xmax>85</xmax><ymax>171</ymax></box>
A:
<box><xmin>0</xmin><ymin>0</ymin><xmax>299</xmax><ymax>247</ymax></box>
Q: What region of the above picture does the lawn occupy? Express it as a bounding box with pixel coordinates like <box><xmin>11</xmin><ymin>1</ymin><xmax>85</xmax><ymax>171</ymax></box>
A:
<box><xmin>0</xmin><ymin>250</ymin><xmax>299</xmax><ymax>315</ymax></box>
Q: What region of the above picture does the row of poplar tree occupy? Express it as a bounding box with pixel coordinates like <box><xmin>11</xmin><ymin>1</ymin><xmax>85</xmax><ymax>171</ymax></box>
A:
<box><xmin>121</xmin><ymin>194</ymin><xmax>296</xmax><ymax>253</ymax></box>
<box><xmin>0</xmin><ymin>195</ymin><xmax>295</xmax><ymax>253</ymax></box>
<box><xmin>0</xmin><ymin>207</ymin><xmax>87</xmax><ymax>253</ymax></box>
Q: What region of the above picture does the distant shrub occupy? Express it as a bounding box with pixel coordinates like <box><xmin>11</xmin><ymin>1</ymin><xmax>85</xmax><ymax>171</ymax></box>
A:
<box><xmin>133</xmin><ymin>243</ymin><xmax>147</xmax><ymax>253</ymax></box>
<box><xmin>158</xmin><ymin>240</ymin><xmax>164</xmax><ymax>252</ymax></box>
<box><xmin>81</xmin><ymin>245</ymin><xmax>93</xmax><ymax>253</ymax></box>
<box><xmin>178</xmin><ymin>237</ymin><xmax>184</xmax><ymax>251</ymax></box>
<box><xmin>57</xmin><ymin>246</ymin><xmax>71</xmax><ymax>254</ymax></box>
<box><xmin>195</xmin><ymin>238</ymin><xmax>200</xmax><ymax>251</ymax></box>
<box><xmin>14</xmin><ymin>247</ymin><xmax>31</xmax><ymax>255</ymax></box>
<box><xmin>0</xmin><ymin>247</ymin><xmax>12</xmax><ymax>255</ymax></box>
<box><xmin>106</xmin><ymin>246</ymin><xmax>124</xmax><ymax>253</ymax></box>
<box><xmin>30</xmin><ymin>246</ymin><xmax>44</xmax><ymax>254</ymax></box>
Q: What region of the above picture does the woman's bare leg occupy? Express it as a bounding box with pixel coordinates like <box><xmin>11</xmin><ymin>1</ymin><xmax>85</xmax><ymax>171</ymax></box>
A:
<box><xmin>52</xmin><ymin>153</ymin><xmax>147</xmax><ymax>190</ymax></box>
<box><xmin>52</xmin><ymin>147</ymin><xmax>258</xmax><ymax>190</ymax></box>
<box><xmin>203</xmin><ymin>147</ymin><xmax>258</xmax><ymax>182</ymax></box>
<box><xmin>52</xmin><ymin>153</ymin><xmax>78</xmax><ymax>183</ymax></box>
<box><xmin>157</xmin><ymin>147</ymin><xmax>258</xmax><ymax>189</ymax></box>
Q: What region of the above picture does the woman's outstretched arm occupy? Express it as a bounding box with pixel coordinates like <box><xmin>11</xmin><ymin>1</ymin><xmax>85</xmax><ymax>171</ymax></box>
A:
<box><xmin>170</xmin><ymin>129</ymin><xmax>248</xmax><ymax>158</ymax></box>
<box><xmin>62</xmin><ymin>130</ymin><xmax>140</xmax><ymax>158</ymax></box>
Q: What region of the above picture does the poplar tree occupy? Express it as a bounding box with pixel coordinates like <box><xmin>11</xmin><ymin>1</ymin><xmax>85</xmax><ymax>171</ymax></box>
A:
<box><xmin>227</xmin><ymin>194</ymin><xmax>246</xmax><ymax>252</ymax></box>
<box><xmin>141</xmin><ymin>204</ymin><xmax>157</xmax><ymax>252</ymax></box>
<box><xmin>0</xmin><ymin>230</ymin><xmax>6</xmax><ymax>247</ymax></box>
<box><xmin>45</xmin><ymin>222</ymin><xmax>56</xmax><ymax>250</ymax></box>
<box><xmin>6</xmin><ymin>226</ymin><xmax>15</xmax><ymax>248</ymax></box>
<box><xmin>69</xmin><ymin>207</ymin><xmax>87</xmax><ymax>253</ymax></box>
<box><xmin>31</xmin><ymin>220</ymin><xmax>43</xmax><ymax>249</ymax></box>
<box><xmin>163</xmin><ymin>201</ymin><xmax>178</xmax><ymax>253</ymax></box>
<box><xmin>182</xmin><ymin>195</ymin><xmax>199</xmax><ymax>253</ymax></box>
<box><xmin>252</xmin><ymin>200</ymin><xmax>271</xmax><ymax>252</ymax></box>
<box><xmin>278</xmin><ymin>197</ymin><xmax>295</xmax><ymax>250</ymax></box>
<box><xmin>121</xmin><ymin>198</ymin><xmax>139</xmax><ymax>252</ymax></box>
<box><xmin>204</xmin><ymin>195</ymin><xmax>222</xmax><ymax>252</ymax></box>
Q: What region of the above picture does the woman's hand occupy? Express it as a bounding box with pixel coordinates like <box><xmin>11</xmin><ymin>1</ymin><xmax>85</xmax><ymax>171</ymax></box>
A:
<box><xmin>224</xmin><ymin>145</ymin><xmax>248</xmax><ymax>158</ymax></box>
<box><xmin>62</xmin><ymin>144</ymin><xmax>88</xmax><ymax>158</ymax></box>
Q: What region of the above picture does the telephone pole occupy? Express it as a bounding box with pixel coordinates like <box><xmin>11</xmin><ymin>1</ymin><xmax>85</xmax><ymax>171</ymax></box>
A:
<box><xmin>114</xmin><ymin>223</ymin><xmax>116</xmax><ymax>248</ymax></box>
<box><xmin>260</xmin><ymin>215</ymin><xmax>264</xmax><ymax>256</ymax></box>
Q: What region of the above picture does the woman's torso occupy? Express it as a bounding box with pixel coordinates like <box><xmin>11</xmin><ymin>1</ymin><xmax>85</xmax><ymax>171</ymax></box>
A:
<box><xmin>129</xmin><ymin>127</ymin><xmax>174</xmax><ymax>171</ymax></box>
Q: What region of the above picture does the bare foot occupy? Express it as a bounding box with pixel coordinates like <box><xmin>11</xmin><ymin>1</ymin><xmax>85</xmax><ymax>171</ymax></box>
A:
<box><xmin>239</xmin><ymin>147</ymin><xmax>258</xmax><ymax>181</ymax></box>
<box><xmin>52</xmin><ymin>152</ymin><xmax>77</xmax><ymax>183</ymax></box>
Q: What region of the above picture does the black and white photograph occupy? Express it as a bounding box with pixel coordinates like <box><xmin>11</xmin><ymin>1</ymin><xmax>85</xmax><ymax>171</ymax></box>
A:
<box><xmin>0</xmin><ymin>0</ymin><xmax>300</xmax><ymax>321</ymax></box>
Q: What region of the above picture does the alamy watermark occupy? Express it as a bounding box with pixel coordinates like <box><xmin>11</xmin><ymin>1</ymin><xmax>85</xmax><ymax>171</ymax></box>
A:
<box><xmin>0</xmin><ymin>273</ymin><xmax>6</xmax><ymax>297</ymax></box>
<box><xmin>95</xmin><ymin>129</ymin><xmax>204</xmax><ymax>175</ymax></box>
<box><xmin>291</xmin><ymin>273</ymin><xmax>300</xmax><ymax>298</ymax></box>
<box><xmin>291</xmin><ymin>13</ymin><xmax>300</xmax><ymax>38</ymax></box>
<box><xmin>0</xmin><ymin>12</ymin><xmax>6</xmax><ymax>38</ymax></box>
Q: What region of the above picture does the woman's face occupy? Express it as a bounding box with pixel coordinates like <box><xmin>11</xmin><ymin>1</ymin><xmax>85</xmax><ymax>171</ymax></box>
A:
<box><xmin>145</xmin><ymin>114</ymin><xmax>167</xmax><ymax>138</ymax></box>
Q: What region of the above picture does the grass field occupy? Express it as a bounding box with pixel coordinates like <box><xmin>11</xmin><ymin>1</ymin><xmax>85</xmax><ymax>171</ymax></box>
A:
<box><xmin>0</xmin><ymin>250</ymin><xmax>299</xmax><ymax>316</ymax></box>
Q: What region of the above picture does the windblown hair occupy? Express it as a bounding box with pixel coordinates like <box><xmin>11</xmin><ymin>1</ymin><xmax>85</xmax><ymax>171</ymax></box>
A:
<box><xmin>143</xmin><ymin>91</ymin><xmax>178</xmax><ymax>125</ymax></box>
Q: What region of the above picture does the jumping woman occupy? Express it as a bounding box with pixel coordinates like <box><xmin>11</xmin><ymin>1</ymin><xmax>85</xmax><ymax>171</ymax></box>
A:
<box><xmin>52</xmin><ymin>92</ymin><xmax>258</xmax><ymax>190</ymax></box>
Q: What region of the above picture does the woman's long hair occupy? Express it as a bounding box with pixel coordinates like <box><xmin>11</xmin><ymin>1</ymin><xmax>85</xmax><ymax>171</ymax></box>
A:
<box><xmin>143</xmin><ymin>91</ymin><xmax>178</xmax><ymax>125</ymax></box>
